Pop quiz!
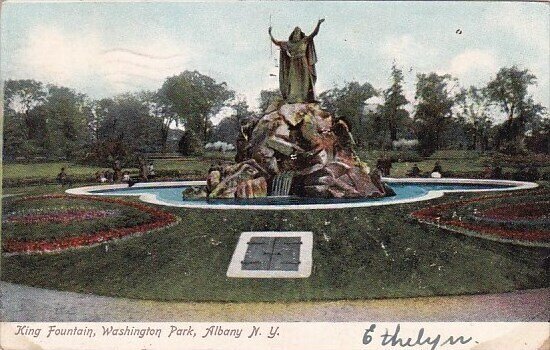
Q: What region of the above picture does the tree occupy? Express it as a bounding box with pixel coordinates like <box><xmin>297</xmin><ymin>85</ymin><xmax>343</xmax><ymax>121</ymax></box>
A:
<box><xmin>456</xmin><ymin>86</ymin><xmax>493</xmax><ymax>151</ymax></box>
<box><xmin>413</xmin><ymin>73</ymin><xmax>461</xmax><ymax>155</ymax></box>
<box><xmin>380</xmin><ymin>64</ymin><xmax>409</xmax><ymax>148</ymax></box>
<box><xmin>486</xmin><ymin>66</ymin><xmax>545</xmax><ymax>152</ymax></box>
<box><xmin>87</xmin><ymin>98</ymin><xmax>115</xmax><ymax>152</ymax></box>
<box><xmin>4</xmin><ymin>79</ymin><xmax>46</xmax><ymax>140</ymax></box>
<box><xmin>138</xmin><ymin>90</ymin><xmax>178</xmax><ymax>153</ymax></box>
<box><xmin>211</xmin><ymin>100</ymin><xmax>254</xmax><ymax>145</ymax></box>
<box><xmin>525</xmin><ymin>117</ymin><xmax>549</xmax><ymax>154</ymax></box>
<box><xmin>159</xmin><ymin>71</ymin><xmax>234</xmax><ymax>145</ymax></box>
<box><xmin>2</xmin><ymin>110</ymin><xmax>29</xmax><ymax>159</ymax></box>
<box><xmin>42</xmin><ymin>85</ymin><xmax>89</xmax><ymax>159</ymax></box>
<box><xmin>94</xmin><ymin>94</ymin><xmax>164</xmax><ymax>163</ymax></box>
<box><xmin>319</xmin><ymin>81</ymin><xmax>378</xmax><ymax>147</ymax></box>
<box><xmin>3</xmin><ymin>80</ymin><xmax>92</xmax><ymax>160</ymax></box>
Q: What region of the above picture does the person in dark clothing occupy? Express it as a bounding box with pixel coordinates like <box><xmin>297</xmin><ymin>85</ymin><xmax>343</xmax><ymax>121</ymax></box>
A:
<box><xmin>432</xmin><ymin>161</ymin><xmax>443</xmax><ymax>173</ymax></box>
<box><xmin>113</xmin><ymin>160</ymin><xmax>122</xmax><ymax>182</ymax></box>
<box><xmin>56</xmin><ymin>167</ymin><xmax>69</xmax><ymax>186</ymax></box>
<box><xmin>407</xmin><ymin>164</ymin><xmax>421</xmax><ymax>177</ymax></box>
<box><xmin>490</xmin><ymin>165</ymin><xmax>503</xmax><ymax>179</ymax></box>
<box><xmin>383</xmin><ymin>156</ymin><xmax>392</xmax><ymax>176</ymax></box>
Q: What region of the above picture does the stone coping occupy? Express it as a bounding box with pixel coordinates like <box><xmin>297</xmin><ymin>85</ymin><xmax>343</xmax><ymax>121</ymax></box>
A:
<box><xmin>66</xmin><ymin>178</ymin><xmax>538</xmax><ymax>210</ymax></box>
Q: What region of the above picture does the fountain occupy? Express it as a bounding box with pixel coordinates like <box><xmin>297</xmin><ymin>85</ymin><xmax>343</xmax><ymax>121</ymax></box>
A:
<box><xmin>204</xmin><ymin>19</ymin><xmax>394</xmax><ymax>200</ymax></box>
<box><xmin>271</xmin><ymin>172</ymin><xmax>294</xmax><ymax>197</ymax></box>
<box><xmin>66</xmin><ymin>20</ymin><xmax>539</xmax><ymax>208</ymax></box>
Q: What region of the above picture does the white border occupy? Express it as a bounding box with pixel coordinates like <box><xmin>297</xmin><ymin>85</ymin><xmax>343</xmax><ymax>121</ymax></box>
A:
<box><xmin>66</xmin><ymin>178</ymin><xmax>538</xmax><ymax>210</ymax></box>
<box><xmin>226</xmin><ymin>231</ymin><xmax>313</xmax><ymax>278</ymax></box>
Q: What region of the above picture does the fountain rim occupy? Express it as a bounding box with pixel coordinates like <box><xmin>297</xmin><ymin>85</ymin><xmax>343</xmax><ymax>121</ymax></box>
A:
<box><xmin>65</xmin><ymin>178</ymin><xmax>538</xmax><ymax>210</ymax></box>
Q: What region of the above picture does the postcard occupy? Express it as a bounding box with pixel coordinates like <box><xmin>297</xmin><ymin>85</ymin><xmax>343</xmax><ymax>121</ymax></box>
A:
<box><xmin>1</xmin><ymin>1</ymin><xmax>548</xmax><ymax>349</ymax></box>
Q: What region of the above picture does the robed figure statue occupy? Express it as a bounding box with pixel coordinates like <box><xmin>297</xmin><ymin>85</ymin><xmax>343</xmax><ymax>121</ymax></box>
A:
<box><xmin>269</xmin><ymin>19</ymin><xmax>325</xmax><ymax>104</ymax></box>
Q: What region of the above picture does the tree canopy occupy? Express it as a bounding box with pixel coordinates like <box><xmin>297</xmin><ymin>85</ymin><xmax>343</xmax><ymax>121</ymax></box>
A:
<box><xmin>159</xmin><ymin>70</ymin><xmax>234</xmax><ymax>144</ymax></box>
<box><xmin>3</xmin><ymin>65</ymin><xmax>548</xmax><ymax>163</ymax></box>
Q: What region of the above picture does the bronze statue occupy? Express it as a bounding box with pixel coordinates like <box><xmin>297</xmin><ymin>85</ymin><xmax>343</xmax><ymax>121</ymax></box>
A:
<box><xmin>269</xmin><ymin>19</ymin><xmax>325</xmax><ymax>104</ymax></box>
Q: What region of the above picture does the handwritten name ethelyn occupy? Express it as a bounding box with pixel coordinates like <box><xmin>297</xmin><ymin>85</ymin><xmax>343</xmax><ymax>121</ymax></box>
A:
<box><xmin>363</xmin><ymin>324</ymin><xmax>474</xmax><ymax>350</ymax></box>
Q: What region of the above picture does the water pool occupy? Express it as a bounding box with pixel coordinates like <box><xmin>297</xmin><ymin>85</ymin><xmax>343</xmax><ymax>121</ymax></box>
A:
<box><xmin>67</xmin><ymin>178</ymin><xmax>537</xmax><ymax>210</ymax></box>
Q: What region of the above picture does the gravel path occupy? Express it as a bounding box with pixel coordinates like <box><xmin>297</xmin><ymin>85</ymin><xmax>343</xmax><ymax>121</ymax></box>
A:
<box><xmin>1</xmin><ymin>282</ymin><xmax>548</xmax><ymax>322</ymax></box>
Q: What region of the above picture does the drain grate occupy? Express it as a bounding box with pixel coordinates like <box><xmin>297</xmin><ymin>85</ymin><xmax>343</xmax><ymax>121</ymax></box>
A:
<box><xmin>241</xmin><ymin>236</ymin><xmax>302</xmax><ymax>271</ymax></box>
<box><xmin>227</xmin><ymin>231</ymin><xmax>313</xmax><ymax>278</ymax></box>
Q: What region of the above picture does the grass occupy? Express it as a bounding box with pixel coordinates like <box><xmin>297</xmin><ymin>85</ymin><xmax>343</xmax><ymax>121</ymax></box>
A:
<box><xmin>1</xmin><ymin>151</ymin><xmax>548</xmax><ymax>301</ymax></box>
<box><xmin>1</xmin><ymin>153</ymin><xmax>235</xmax><ymax>181</ymax></box>
<box><xmin>2</xmin><ymin>162</ymin><xmax>103</xmax><ymax>180</ymax></box>
<box><xmin>3</xmin><ymin>150</ymin><xmax>549</xmax><ymax>182</ymax></box>
<box><xmin>360</xmin><ymin>152</ymin><xmax>550</xmax><ymax>177</ymax></box>
<box><xmin>1</xmin><ymin>184</ymin><xmax>547</xmax><ymax>302</ymax></box>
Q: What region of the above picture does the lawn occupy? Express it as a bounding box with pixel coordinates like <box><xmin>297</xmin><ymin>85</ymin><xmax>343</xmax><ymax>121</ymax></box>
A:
<box><xmin>3</xmin><ymin>150</ymin><xmax>549</xmax><ymax>184</ymax></box>
<box><xmin>360</xmin><ymin>149</ymin><xmax>550</xmax><ymax>177</ymax></box>
<box><xmin>1</xmin><ymin>151</ymin><xmax>548</xmax><ymax>302</ymax></box>
<box><xmin>1</xmin><ymin>183</ymin><xmax>547</xmax><ymax>302</ymax></box>
<box><xmin>1</xmin><ymin>152</ymin><xmax>236</xmax><ymax>182</ymax></box>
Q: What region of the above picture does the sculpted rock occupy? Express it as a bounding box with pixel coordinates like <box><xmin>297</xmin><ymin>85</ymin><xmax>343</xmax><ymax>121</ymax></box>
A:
<box><xmin>206</xmin><ymin>102</ymin><xmax>393</xmax><ymax>199</ymax></box>
<box><xmin>208</xmin><ymin>159</ymin><xmax>268</xmax><ymax>199</ymax></box>
<box><xmin>206</xmin><ymin>170</ymin><xmax>221</xmax><ymax>193</ymax></box>
<box><xmin>182</xmin><ymin>186</ymin><xmax>208</xmax><ymax>199</ymax></box>
<box><xmin>235</xmin><ymin>177</ymin><xmax>268</xmax><ymax>199</ymax></box>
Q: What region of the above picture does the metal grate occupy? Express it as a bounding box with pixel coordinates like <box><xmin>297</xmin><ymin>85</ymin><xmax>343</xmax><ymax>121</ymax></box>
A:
<box><xmin>227</xmin><ymin>231</ymin><xmax>313</xmax><ymax>278</ymax></box>
<box><xmin>241</xmin><ymin>236</ymin><xmax>302</xmax><ymax>271</ymax></box>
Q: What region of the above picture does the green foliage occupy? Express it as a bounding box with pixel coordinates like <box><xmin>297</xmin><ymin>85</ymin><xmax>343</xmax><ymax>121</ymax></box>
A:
<box><xmin>159</xmin><ymin>71</ymin><xmax>235</xmax><ymax>144</ymax></box>
<box><xmin>1</xmin><ymin>188</ymin><xmax>547</xmax><ymax>301</ymax></box>
<box><xmin>43</xmin><ymin>85</ymin><xmax>89</xmax><ymax>159</ymax></box>
<box><xmin>3</xmin><ymin>64</ymin><xmax>548</xmax><ymax>167</ymax></box>
<box><xmin>258</xmin><ymin>89</ymin><xmax>283</xmax><ymax>112</ymax></box>
<box><xmin>89</xmin><ymin>93</ymin><xmax>165</xmax><ymax>165</ymax></box>
<box><xmin>526</xmin><ymin>117</ymin><xmax>550</xmax><ymax>154</ymax></box>
<box><xmin>3</xmin><ymin>81</ymin><xmax>90</xmax><ymax>160</ymax></box>
<box><xmin>380</xmin><ymin>64</ymin><xmax>410</xmax><ymax>146</ymax></box>
<box><xmin>413</xmin><ymin>73</ymin><xmax>460</xmax><ymax>155</ymax></box>
<box><xmin>210</xmin><ymin>100</ymin><xmax>254</xmax><ymax>145</ymax></box>
<box><xmin>486</xmin><ymin>66</ymin><xmax>546</xmax><ymax>152</ymax></box>
<box><xmin>455</xmin><ymin>86</ymin><xmax>493</xmax><ymax>151</ymax></box>
<box><xmin>319</xmin><ymin>81</ymin><xmax>378</xmax><ymax>147</ymax></box>
<box><xmin>4</xmin><ymin>79</ymin><xmax>46</xmax><ymax>114</ymax></box>
<box><xmin>178</xmin><ymin>130</ymin><xmax>203</xmax><ymax>156</ymax></box>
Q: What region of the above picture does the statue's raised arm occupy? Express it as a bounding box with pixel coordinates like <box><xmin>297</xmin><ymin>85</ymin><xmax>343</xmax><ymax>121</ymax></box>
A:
<box><xmin>268</xmin><ymin>26</ymin><xmax>282</xmax><ymax>46</ymax></box>
<box><xmin>307</xmin><ymin>18</ymin><xmax>325</xmax><ymax>40</ymax></box>
<box><xmin>271</xmin><ymin>19</ymin><xmax>324</xmax><ymax>103</ymax></box>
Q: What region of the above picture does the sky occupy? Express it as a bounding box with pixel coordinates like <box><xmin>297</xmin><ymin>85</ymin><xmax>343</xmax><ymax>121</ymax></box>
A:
<box><xmin>1</xmin><ymin>1</ymin><xmax>549</xmax><ymax>119</ymax></box>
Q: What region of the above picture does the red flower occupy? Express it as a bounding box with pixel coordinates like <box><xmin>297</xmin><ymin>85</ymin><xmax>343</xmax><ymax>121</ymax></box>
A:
<box><xmin>3</xmin><ymin>194</ymin><xmax>178</xmax><ymax>254</ymax></box>
<box><xmin>411</xmin><ymin>190</ymin><xmax>549</xmax><ymax>244</ymax></box>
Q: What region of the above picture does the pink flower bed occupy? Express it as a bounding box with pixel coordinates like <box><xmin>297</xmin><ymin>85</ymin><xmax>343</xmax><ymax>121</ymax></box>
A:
<box><xmin>2</xmin><ymin>194</ymin><xmax>178</xmax><ymax>254</ymax></box>
<box><xmin>3</xmin><ymin>209</ymin><xmax>118</xmax><ymax>224</ymax></box>
<box><xmin>411</xmin><ymin>191</ymin><xmax>550</xmax><ymax>244</ymax></box>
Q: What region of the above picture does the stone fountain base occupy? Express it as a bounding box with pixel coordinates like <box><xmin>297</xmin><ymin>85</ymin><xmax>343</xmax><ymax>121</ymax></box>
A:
<box><xmin>205</xmin><ymin>102</ymin><xmax>394</xmax><ymax>199</ymax></box>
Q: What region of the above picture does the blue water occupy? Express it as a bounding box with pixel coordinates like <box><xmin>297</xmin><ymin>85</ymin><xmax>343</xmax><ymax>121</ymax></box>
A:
<box><xmin>90</xmin><ymin>182</ymin><xmax>514</xmax><ymax>207</ymax></box>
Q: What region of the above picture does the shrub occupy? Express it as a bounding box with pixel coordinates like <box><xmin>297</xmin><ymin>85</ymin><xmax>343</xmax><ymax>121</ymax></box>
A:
<box><xmin>178</xmin><ymin>131</ymin><xmax>203</xmax><ymax>156</ymax></box>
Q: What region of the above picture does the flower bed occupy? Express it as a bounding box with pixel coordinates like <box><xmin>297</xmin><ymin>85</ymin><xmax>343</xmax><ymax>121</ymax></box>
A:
<box><xmin>3</xmin><ymin>208</ymin><xmax>119</xmax><ymax>224</ymax></box>
<box><xmin>2</xmin><ymin>194</ymin><xmax>178</xmax><ymax>254</ymax></box>
<box><xmin>411</xmin><ymin>190</ymin><xmax>550</xmax><ymax>246</ymax></box>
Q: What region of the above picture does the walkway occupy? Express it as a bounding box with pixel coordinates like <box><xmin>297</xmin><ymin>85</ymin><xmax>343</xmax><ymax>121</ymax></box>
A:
<box><xmin>1</xmin><ymin>282</ymin><xmax>548</xmax><ymax>322</ymax></box>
